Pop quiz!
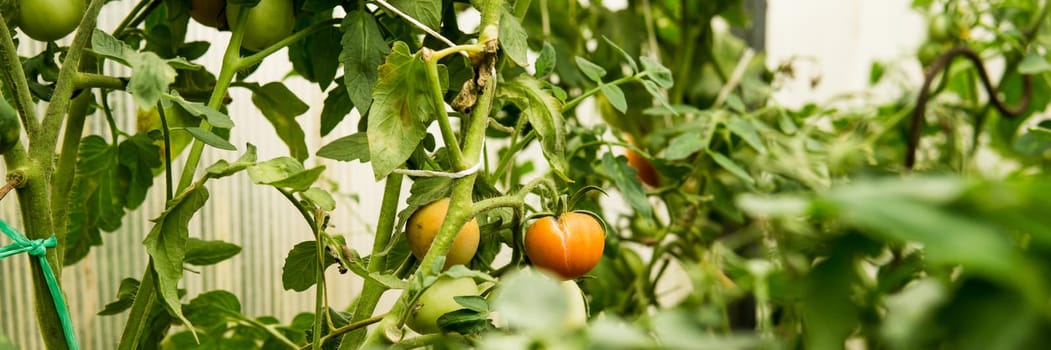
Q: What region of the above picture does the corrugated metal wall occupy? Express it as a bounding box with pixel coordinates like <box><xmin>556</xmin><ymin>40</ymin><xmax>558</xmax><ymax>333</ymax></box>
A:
<box><xmin>0</xmin><ymin>3</ymin><xmax>387</xmax><ymax>348</ymax></box>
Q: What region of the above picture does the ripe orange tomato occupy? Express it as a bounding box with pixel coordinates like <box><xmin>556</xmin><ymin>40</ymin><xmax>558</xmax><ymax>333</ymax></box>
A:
<box><xmin>525</xmin><ymin>212</ymin><xmax>605</xmax><ymax>280</ymax></box>
<box><xmin>406</xmin><ymin>198</ymin><xmax>480</xmax><ymax>270</ymax></box>
<box><xmin>626</xmin><ymin>148</ymin><xmax>660</xmax><ymax>187</ymax></box>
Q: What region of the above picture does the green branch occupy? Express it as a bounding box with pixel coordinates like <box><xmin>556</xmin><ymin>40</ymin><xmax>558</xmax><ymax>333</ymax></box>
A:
<box><xmin>341</xmin><ymin>174</ymin><xmax>404</xmax><ymax>350</ymax></box>
<box><xmin>0</xmin><ymin>9</ymin><xmax>40</xmax><ymax>137</ymax></box>
<box><xmin>37</xmin><ymin>0</ymin><xmax>106</xmax><ymax>156</ymax></box>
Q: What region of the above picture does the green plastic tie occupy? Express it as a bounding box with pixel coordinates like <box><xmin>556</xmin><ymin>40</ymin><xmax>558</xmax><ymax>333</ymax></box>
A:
<box><xmin>0</xmin><ymin>219</ymin><xmax>79</xmax><ymax>350</ymax></box>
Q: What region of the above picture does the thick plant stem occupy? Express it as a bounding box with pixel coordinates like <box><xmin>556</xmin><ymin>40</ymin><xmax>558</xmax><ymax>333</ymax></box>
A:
<box><xmin>50</xmin><ymin>92</ymin><xmax>92</xmax><ymax>256</ymax></box>
<box><xmin>4</xmin><ymin>145</ymin><xmax>69</xmax><ymax>350</ymax></box>
<box><xmin>0</xmin><ymin>14</ymin><xmax>39</xmax><ymax>137</ymax></box>
<box><xmin>341</xmin><ymin>174</ymin><xmax>404</xmax><ymax>350</ymax></box>
<box><xmin>362</xmin><ymin>2</ymin><xmax>504</xmax><ymax>346</ymax></box>
<box><xmin>52</xmin><ymin>54</ymin><xmax>100</xmax><ymax>259</ymax></box>
<box><xmin>313</xmin><ymin>211</ymin><xmax>326</xmax><ymax>350</ymax></box>
<box><xmin>0</xmin><ymin>1</ymin><xmax>105</xmax><ymax>349</ymax></box>
<box><xmin>115</xmin><ymin>267</ymin><xmax>157</xmax><ymax>350</ymax></box>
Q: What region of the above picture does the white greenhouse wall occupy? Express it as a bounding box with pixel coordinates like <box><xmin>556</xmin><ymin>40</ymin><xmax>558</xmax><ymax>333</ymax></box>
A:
<box><xmin>1</xmin><ymin>1</ymin><xmax>925</xmax><ymax>348</ymax></box>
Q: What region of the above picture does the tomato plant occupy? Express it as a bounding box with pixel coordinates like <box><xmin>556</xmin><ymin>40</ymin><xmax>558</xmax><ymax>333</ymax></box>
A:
<box><xmin>3</xmin><ymin>0</ymin><xmax>1051</xmax><ymax>349</ymax></box>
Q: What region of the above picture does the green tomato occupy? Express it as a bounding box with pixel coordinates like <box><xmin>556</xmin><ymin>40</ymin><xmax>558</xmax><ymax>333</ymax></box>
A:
<box><xmin>226</xmin><ymin>0</ymin><xmax>295</xmax><ymax>52</ymax></box>
<box><xmin>18</xmin><ymin>0</ymin><xmax>86</xmax><ymax>41</ymax></box>
<box><xmin>406</xmin><ymin>276</ymin><xmax>479</xmax><ymax>334</ymax></box>
<box><xmin>928</xmin><ymin>14</ymin><xmax>955</xmax><ymax>42</ymax></box>
<box><xmin>918</xmin><ymin>42</ymin><xmax>942</xmax><ymax>66</ymax></box>
<box><xmin>0</xmin><ymin>98</ymin><xmax>19</xmax><ymax>155</ymax></box>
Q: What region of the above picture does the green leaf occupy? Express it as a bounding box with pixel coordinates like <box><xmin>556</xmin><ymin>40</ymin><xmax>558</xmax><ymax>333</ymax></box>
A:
<box><xmin>118</xmin><ymin>133</ymin><xmax>162</xmax><ymax>209</ymax></box>
<box><xmin>251</xmin><ymin>82</ymin><xmax>310</xmax><ymax>161</ymax></box>
<box><xmin>317</xmin><ymin>133</ymin><xmax>370</xmax><ymax>162</ymax></box>
<box><xmin>437</xmin><ymin>309</ymin><xmax>493</xmax><ymax>335</ymax></box>
<box><xmin>321</xmin><ymin>79</ymin><xmax>354</xmax><ymax>137</ymax></box>
<box><xmin>497</xmin><ymin>75</ymin><xmax>570</xmax><ymax>180</ymax></box>
<box><xmin>77</xmin><ymin>135</ymin><xmax>117</xmax><ymax>176</ymax></box>
<box><xmin>283</xmin><ymin>241</ymin><xmax>337</xmax><ymax>292</ymax></box>
<box><xmin>389</xmin><ymin>0</ymin><xmax>442</xmax><ymax>31</ymax></box>
<box><xmin>90</xmin><ymin>29</ymin><xmax>133</xmax><ymax>65</ymax></box>
<box><xmin>183</xmin><ymin>127</ymin><xmax>236</xmax><ymax>151</ymax></box>
<box><xmin>491</xmin><ymin>269</ymin><xmax>566</xmax><ymax>332</ymax></box>
<box><xmin>126</xmin><ymin>51</ymin><xmax>178</xmax><ymax>109</ymax></box>
<box><xmin>1018</xmin><ymin>52</ymin><xmax>1051</xmax><ymax>74</ymax></box>
<box><xmin>301</xmin><ymin>188</ymin><xmax>336</xmax><ymax>211</ymax></box>
<box><xmin>602</xmin><ymin>153</ymin><xmax>653</xmax><ymax>220</ymax></box>
<box><xmin>289</xmin><ymin>15</ymin><xmax>341</xmax><ymax>89</ymax></box>
<box><xmin>600</xmin><ymin>84</ymin><xmax>628</xmax><ymax>113</ymax></box>
<box><xmin>869</xmin><ymin>61</ymin><xmax>885</xmax><ymax>85</ymax></box>
<box><xmin>367</xmin><ymin>41</ymin><xmax>437</xmax><ymax>179</ymax></box>
<box><xmin>184</xmin><ymin>238</ymin><xmax>242</xmax><ymax>266</ymax></box>
<box><xmin>454</xmin><ymin>295</ymin><xmax>490</xmax><ymax>313</ymax></box>
<box><xmin>442</xmin><ymin>265</ymin><xmax>497</xmax><ymax>283</ymax></box>
<box><xmin>185</xmin><ymin>290</ymin><xmax>242</xmax><ymax>327</ymax></box>
<box><xmin>97</xmin><ymin>278</ymin><xmax>140</xmax><ymax>316</ymax></box>
<box><xmin>641</xmin><ymin>79</ymin><xmax>674</xmax><ymax>111</ymax></box>
<box><xmin>665</xmin><ymin>131</ymin><xmax>707</xmax><ymax>160</ymax></box>
<box><xmin>367</xmin><ymin>272</ymin><xmax>409</xmax><ymax>290</ymax></box>
<box><xmin>248</xmin><ymin>157</ymin><xmax>326</xmax><ymax>192</ymax></box>
<box><xmin>205</xmin><ymin>144</ymin><xmax>258</xmax><ymax>178</ymax></box>
<box><xmin>640</xmin><ymin>56</ymin><xmax>674</xmax><ymax>88</ymax></box>
<box><xmin>575</xmin><ymin>56</ymin><xmax>607</xmax><ymax>83</ymax></box>
<box><xmin>602</xmin><ymin>36</ymin><xmax>638</xmax><ymax>73</ymax></box>
<box><xmin>1013</xmin><ymin>126</ymin><xmax>1051</xmax><ymax>157</ymax></box>
<box><xmin>340</xmin><ymin>11</ymin><xmax>390</xmax><ymax>112</ymax></box>
<box><xmin>534</xmin><ymin>43</ymin><xmax>557</xmax><ymax>78</ymax></box>
<box><xmin>167</xmin><ymin>93</ymin><xmax>235</xmax><ymax>128</ymax></box>
<box><xmin>143</xmin><ymin>187</ymin><xmax>210</xmax><ymax>329</ymax></box>
<box><xmin>708</xmin><ymin>150</ymin><xmax>754</xmax><ymax>185</ymax></box>
<box><xmin>725</xmin><ymin>117</ymin><xmax>766</xmax><ymax>153</ymax></box>
<box><xmin>819</xmin><ymin>178</ymin><xmax>1045</xmax><ymax>301</ymax></box>
<box><xmin>499</xmin><ymin>9</ymin><xmax>529</xmax><ymax>66</ymax></box>
<box><xmin>800</xmin><ymin>250</ymin><xmax>859</xmax><ymax>350</ymax></box>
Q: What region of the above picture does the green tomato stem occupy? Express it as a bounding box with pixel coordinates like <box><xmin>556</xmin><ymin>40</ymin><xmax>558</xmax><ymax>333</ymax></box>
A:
<box><xmin>240</xmin><ymin>18</ymin><xmax>341</xmax><ymax>69</ymax></box>
<box><xmin>115</xmin><ymin>264</ymin><xmax>158</xmax><ymax>350</ymax></box>
<box><xmin>341</xmin><ymin>173</ymin><xmax>404</xmax><ymax>350</ymax></box>
<box><xmin>313</xmin><ymin>210</ymin><xmax>326</xmax><ymax>350</ymax></box>
<box><xmin>426</xmin><ymin>57</ymin><xmax>467</xmax><ymax>169</ymax></box>
<box><xmin>306</xmin><ymin>313</ymin><xmax>386</xmax><ymax>350</ymax></box>
<box><xmin>175</xmin><ymin>9</ymin><xmax>250</xmax><ymax>193</ymax></box>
